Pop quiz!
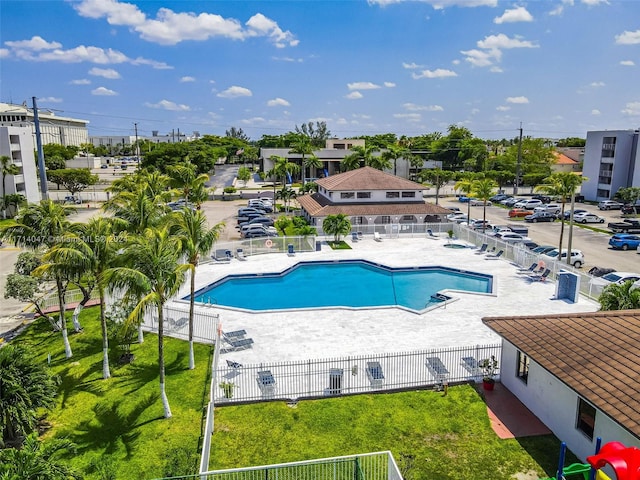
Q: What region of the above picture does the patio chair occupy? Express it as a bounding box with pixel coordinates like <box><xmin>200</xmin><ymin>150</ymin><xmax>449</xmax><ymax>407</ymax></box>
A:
<box><xmin>460</xmin><ymin>356</ymin><xmax>482</xmax><ymax>377</ymax></box>
<box><xmin>474</xmin><ymin>243</ymin><xmax>489</xmax><ymax>254</ymax></box>
<box><xmin>485</xmin><ymin>249</ymin><xmax>504</xmax><ymax>260</ymax></box>
<box><xmin>374</xmin><ymin>231</ymin><xmax>382</xmax><ymax>242</ymax></box>
<box><xmin>528</xmin><ymin>268</ymin><xmax>551</xmax><ymax>283</ymax></box>
<box><xmin>351</xmin><ymin>232</ymin><xmax>359</xmax><ymax>242</ymax></box>
<box><xmin>357</xmin><ymin>231</ymin><xmax>363</xmax><ymax>240</ymax></box>
<box><xmin>226</xmin><ymin>359</ymin><xmax>242</xmax><ymax>369</ymax></box>
<box><xmin>212</xmin><ymin>249</ymin><xmax>232</xmax><ymax>263</ymax></box>
<box><xmin>516</xmin><ymin>262</ymin><xmax>538</xmax><ymax>274</ymax></box>
<box><xmin>223</xmin><ymin>329</ymin><xmax>247</xmax><ymax>339</ymax></box>
<box><xmin>366</xmin><ymin>361</ymin><xmax>385</xmax><ymax>387</ymax></box>
<box><xmin>221</xmin><ymin>333</ymin><xmax>254</xmax><ymax>353</ymax></box>
<box><xmin>287</xmin><ymin>244</ymin><xmax>296</xmax><ymax>256</ymax></box>
<box><xmin>427</xmin><ymin>229</ymin><xmax>439</xmax><ymax>239</ymax></box>
<box><xmin>235</xmin><ymin>248</ymin><xmax>247</xmax><ymax>260</ymax></box>
<box><xmin>257</xmin><ymin>370</ymin><xmax>277</xmax><ymax>396</ymax></box>
<box><xmin>425</xmin><ymin>356</ymin><xmax>450</xmax><ymax>384</ymax></box>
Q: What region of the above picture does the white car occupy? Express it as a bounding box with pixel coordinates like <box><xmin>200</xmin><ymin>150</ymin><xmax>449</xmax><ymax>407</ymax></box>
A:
<box><xmin>533</xmin><ymin>203</ymin><xmax>561</xmax><ymax>215</ymax></box>
<box><xmin>542</xmin><ymin>249</ymin><xmax>585</xmax><ymax>268</ymax></box>
<box><xmin>494</xmin><ymin>232</ymin><xmax>531</xmax><ymax>243</ymax></box>
<box><xmin>469</xmin><ymin>199</ymin><xmax>492</xmax><ymax>206</ymax></box>
<box><xmin>514</xmin><ymin>199</ymin><xmax>543</xmax><ymax>209</ymax></box>
<box><xmin>589</xmin><ymin>272</ymin><xmax>640</xmax><ymax>294</ymax></box>
<box><xmin>572</xmin><ymin>212</ymin><xmax>605</xmax><ymax>224</ymax></box>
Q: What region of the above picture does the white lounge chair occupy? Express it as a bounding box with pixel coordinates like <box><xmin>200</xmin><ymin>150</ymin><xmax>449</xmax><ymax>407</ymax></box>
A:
<box><xmin>374</xmin><ymin>231</ymin><xmax>382</xmax><ymax>242</ymax></box>
<box><xmin>235</xmin><ymin>248</ymin><xmax>247</xmax><ymax>260</ymax></box>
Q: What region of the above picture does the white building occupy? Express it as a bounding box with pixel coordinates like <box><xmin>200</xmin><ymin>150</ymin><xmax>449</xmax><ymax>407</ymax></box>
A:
<box><xmin>0</xmin><ymin>102</ymin><xmax>89</xmax><ymax>147</ymax></box>
<box><xmin>581</xmin><ymin>129</ymin><xmax>640</xmax><ymax>201</ymax></box>
<box><xmin>0</xmin><ymin>126</ymin><xmax>42</xmax><ymax>205</ymax></box>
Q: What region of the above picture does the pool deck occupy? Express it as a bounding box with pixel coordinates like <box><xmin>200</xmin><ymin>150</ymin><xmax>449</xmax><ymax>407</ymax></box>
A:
<box><xmin>177</xmin><ymin>236</ymin><xmax>600</xmax><ymax>364</ymax></box>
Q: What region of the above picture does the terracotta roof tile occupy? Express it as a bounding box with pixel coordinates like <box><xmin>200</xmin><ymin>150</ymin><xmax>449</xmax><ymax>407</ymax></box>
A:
<box><xmin>553</xmin><ymin>152</ymin><xmax>579</xmax><ymax>165</ymax></box>
<box><xmin>482</xmin><ymin>310</ymin><xmax>640</xmax><ymax>438</ymax></box>
<box><xmin>297</xmin><ymin>193</ymin><xmax>452</xmax><ymax>217</ymax></box>
<box><xmin>316</xmin><ymin>166</ymin><xmax>425</xmax><ymax>191</ymax></box>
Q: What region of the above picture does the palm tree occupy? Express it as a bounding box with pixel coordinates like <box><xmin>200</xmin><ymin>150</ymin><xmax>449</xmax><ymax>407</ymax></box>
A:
<box><xmin>599</xmin><ymin>281</ymin><xmax>640</xmax><ymax>310</ymax></box>
<box><xmin>1</xmin><ymin>155</ymin><xmax>20</xmax><ymax>219</ymax></box>
<box><xmin>342</xmin><ymin>145</ymin><xmax>380</xmax><ymax>172</ymax></box>
<box><xmin>276</xmin><ymin>186</ymin><xmax>297</xmax><ymax>213</ymax></box>
<box><xmin>303</xmin><ymin>154</ymin><xmax>322</xmax><ymax>184</ymax></box>
<box><xmin>535</xmin><ymin>172</ymin><xmax>587</xmax><ymax>265</ymax></box>
<box><xmin>167</xmin><ymin>161</ymin><xmax>209</xmax><ymax>204</ymax></box>
<box><xmin>288</xmin><ymin>135</ymin><xmax>314</xmax><ymax>187</ymax></box>
<box><xmin>267</xmin><ymin>156</ymin><xmax>300</xmax><ymax>210</ymax></box>
<box><xmin>381</xmin><ymin>143</ymin><xmax>409</xmax><ymax>176</ymax></box>
<box><xmin>0</xmin><ymin>344</ymin><xmax>58</xmax><ymax>447</ymax></box>
<box><xmin>471</xmin><ymin>178</ymin><xmax>497</xmax><ymax>234</ymax></box>
<box><xmin>0</xmin><ymin>434</ymin><xmax>82</xmax><ymax>479</ymax></box>
<box><xmin>103</xmin><ymin>188</ymin><xmax>168</xmax><ymax>234</ymax></box>
<box><xmin>170</xmin><ymin>209</ymin><xmax>224</xmax><ymax>370</ymax></box>
<box><xmin>454</xmin><ymin>174</ymin><xmax>476</xmax><ymax>226</ymax></box>
<box><xmin>106</xmin><ymin>227</ymin><xmax>190</xmax><ymax>418</ymax></box>
<box><xmin>322</xmin><ymin>214</ymin><xmax>352</xmax><ymax>243</ymax></box>
<box><xmin>0</xmin><ymin>200</ymin><xmax>76</xmax><ymax>357</ymax></box>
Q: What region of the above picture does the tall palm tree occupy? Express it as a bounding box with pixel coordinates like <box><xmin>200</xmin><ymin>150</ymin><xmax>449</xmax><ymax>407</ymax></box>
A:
<box><xmin>289</xmin><ymin>135</ymin><xmax>314</xmax><ymax>187</ymax></box>
<box><xmin>103</xmin><ymin>188</ymin><xmax>168</xmax><ymax>234</ymax></box>
<box><xmin>322</xmin><ymin>214</ymin><xmax>352</xmax><ymax>242</ymax></box>
<box><xmin>276</xmin><ymin>186</ymin><xmax>297</xmax><ymax>213</ymax></box>
<box><xmin>1</xmin><ymin>155</ymin><xmax>20</xmax><ymax>219</ymax></box>
<box><xmin>381</xmin><ymin>144</ymin><xmax>409</xmax><ymax>176</ymax></box>
<box><xmin>303</xmin><ymin>154</ymin><xmax>322</xmax><ymax>184</ymax></box>
<box><xmin>342</xmin><ymin>145</ymin><xmax>380</xmax><ymax>172</ymax></box>
<box><xmin>267</xmin><ymin>156</ymin><xmax>300</xmax><ymax>210</ymax></box>
<box><xmin>471</xmin><ymin>178</ymin><xmax>497</xmax><ymax>234</ymax></box>
<box><xmin>170</xmin><ymin>209</ymin><xmax>224</xmax><ymax>370</ymax></box>
<box><xmin>535</xmin><ymin>172</ymin><xmax>587</xmax><ymax>264</ymax></box>
<box><xmin>599</xmin><ymin>281</ymin><xmax>640</xmax><ymax>310</ymax></box>
<box><xmin>0</xmin><ymin>200</ymin><xmax>76</xmax><ymax>357</ymax></box>
<box><xmin>106</xmin><ymin>227</ymin><xmax>190</xmax><ymax>418</ymax></box>
<box><xmin>167</xmin><ymin>161</ymin><xmax>210</xmax><ymax>204</ymax></box>
<box><xmin>454</xmin><ymin>174</ymin><xmax>476</xmax><ymax>226</ymax></box>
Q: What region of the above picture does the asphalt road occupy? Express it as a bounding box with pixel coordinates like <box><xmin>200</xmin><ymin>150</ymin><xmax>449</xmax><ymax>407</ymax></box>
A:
<box><xmin>439</xmin><ymin>198</ymin><xmax>640</xmax><ymax>274</ymax></box>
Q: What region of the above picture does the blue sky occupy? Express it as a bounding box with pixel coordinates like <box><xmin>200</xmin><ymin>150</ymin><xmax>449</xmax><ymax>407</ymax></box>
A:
<box><xmin>1</xmin><ymin>0</ymin><xmax>639</xmax><ymax>141</ymax></box>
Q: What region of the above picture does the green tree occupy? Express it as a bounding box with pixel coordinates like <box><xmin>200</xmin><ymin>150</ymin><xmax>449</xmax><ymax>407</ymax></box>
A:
<box><xmin>471</xmin><ymin>178</ymin><xmax>497</xmax><ymax>233</ymax></box>
<box><xmin>5</xmin><ymin>274</ymin><xmax>57</xmax><ymax>330</ymax></box>
<box><xmin>535</xmin><ymin>172</ymin><xmax>587</xmax><ymax>265</ymax></box>
<box><xmin>276</xmin><ymin>186</ymin><xmax>297</xmax><ymax>213</ymax></box>
<box><xmin>289</xmin><ymin>135</ymin><xmax>314</xmax><ymax>187</ymax></box>
<box><xmin>419</xmin><ymin>169</ymin><xmax>455</xmax><ymax>205</ymax></box>
<box><xmin>167</xmin><ymin>162</ymin><xmax>210</xmax><ymax>205</ymax></box>
<box><xmin>454</xmin><ymin>173</ymin><xmax>477</xmax><ymax>225</ymax></box>
<box><xmin>294</xmin><ymin>121</ymin><xmax>331</xmax><ymax>148</ymax></box>
<box><xmin>599</xmin><ymin>281</ymin><xmax>640</xmax><ymax>310</ymax></box>
<box><xmin>267</xmin><ymin>156</ymin><xmax>300</xmax><ymax>197</ymax></box>
<box><xmin>615</xmin><ymin>187</ymin><xmax>640</xmax><ymax>213</ymax></box>
<box><xmin>382</xmin><ymin>143</ymin><xmax>409</xmax><ymax>176</ymax></box>
<box><xmin>106</xmin><ymin>227</ymin><xmax>190</xmax><ymax>418</ymax></box>
<box><xmin>46</xmin><ymin>169</ymin><xmax>98</xmax><ymax>197</ymax></box>
<box><xmin>0</xmin><ymin>433</ymin><xmax>82</xmax><ymax>479</ymax></box>
<box><xmin>236</xmin><ymin>166</ymin><xmax>251</xmax><ymax>186</ymax></box>
<box><xmin>170</xmin><ymin>209</ymin><xmax>224</xmax><ymax>370</ymax></box>
<box><xmin>1</xmin><ymin>155</ymin><xmax>20</xmax><ymax>219</ymax></box>
<box><xmin>225</xmin><ymin>126</ymin><xmax>250</xmax><ymax>141</ymax></box>
<box><xmin>322</xmin><ymin>214</ymin><xmax>351</xmax><ymax>242</ymax></box>
<box><xmin>342</xmin><ymin>145</ymin><xmax>380</xmax><ymax>171</ymax></box>
<box><xmin>0</xmin><ymin>344</ymin><xmax>58</xmax><ymax>447</ymax></box>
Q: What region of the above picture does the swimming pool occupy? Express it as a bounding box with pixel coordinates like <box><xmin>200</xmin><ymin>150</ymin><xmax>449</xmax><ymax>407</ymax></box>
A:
<box><xmin>190</xmin><ymin>260</ymin><xmax>492</xmax><ymax>313</ymax></box>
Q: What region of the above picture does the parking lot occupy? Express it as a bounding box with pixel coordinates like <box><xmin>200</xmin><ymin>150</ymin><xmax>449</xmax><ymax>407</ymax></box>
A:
<box><xmin>440</xmin><ymin>198</ymin><xmax>639</xmax><ymax>274</ymax></box>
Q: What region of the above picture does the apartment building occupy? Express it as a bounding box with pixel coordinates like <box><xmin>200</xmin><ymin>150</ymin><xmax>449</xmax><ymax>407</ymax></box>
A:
<box><xmin>0</xmin><ymin>126</ymin><xmax>42</xmax><ymax>205</ymax></box>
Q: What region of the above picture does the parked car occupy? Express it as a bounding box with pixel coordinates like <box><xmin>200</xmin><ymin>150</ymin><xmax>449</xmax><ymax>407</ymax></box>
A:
<box><xmin>237</xmin><ymin>212</ymin><xmax>265</xmax><ymax>224</ymax></box>
<box><xmin>621</xmin><ymin>203</ymin><xmax>640</xmax><ymax>215</ymax></box>
<box><xmin>560</xmin><ymin>209</ymin><xmax>589</xmax><ymax>220</ymax></box>
<box><xmin>598</xmin><ymin>200</ymin><xmax>623</xmax><ymax>210</ymax></box>
<box><xmin>237</xmin><ymin>216</ymin><xmax>275</xmax><ymax>229</ymax></box>
<box><xmin>608</xmin><ymin>219</ymin><xmax>640</xmax><ymax>234</ymax></box>
<box><xmin>469</xmin><ymin>219</ymin><xmax>492</xmax><ymax>230</ymax></box>
<box><xmin>502</xmin><ymin>197</ymin><xmax>526</xmax><ymax>206</ymax></box>
<box><xmin>522</xmin><ymin>241</ymin><xmax>539</xmax><ymax>250</ymax></box>
<box><xmin>100</xmin><ymin>164</ymin><xmax>108</xmax><ymax>169</ymax></box>
<box><xmin>531</xmin><ymin>245</ymin><xmax>556</xmax><ymax>255</ymax></box>
<box><xmin>458</xmin><ymin>196</ymin><xmax>472</xmax><ymax>203</ymax></box>
<box><xmin>542</xmin><ymin>249</ymin><xmax>585</xmax><ymax>268</ymax></box>
<box><xmin>241</xmin><ymin>225</ymin><xmax>278</xmax><ymax>238</ymax></box>
<box><xmin>64</xmin><ymin>195</ymin><xmax>82</xmax><ymax>204</ymax></box>
<box><xmin>508</xmin><ymin>208</ymin><xmax>534</xmax><ymax>218</ymax></box>
<box><xmin>524</xmin><ymin>212</ymin><xmax>556</xmax><ymax>223</ymax></box>
<box><xmin>514</xmin><ymin>199</ymin><xmax>543</xmax><ymax>209</ymax></box>
<box><xmin>533</xmin><ymin>203</ymin><xmax>561</xmax><ymax>215</ymax></box>
<box><xmin>572</xmin><ymin>212</ymin><xmax>605</xmax><ymax>224</ymax></box>
<box><xmin>532</xmin><ymin>194</ymin><xmax>551</xmax><ymax>204</ymax></box>
<box><xmin>608</xmin><ymin>234</ymin><xmax>640</xmax><ymax>250</ymax></box>
<box><xmin>238</xmin><ymin>207</ymin><xmax>266</xmax><ymax>216</ymax></box>
<box><xmin>589</xmin><ymin>271</ymin><xmax>640</xmax><ymax>292</ymax></box>
<box><xmin>489</xmin><ymin>194</ymin><xmax>510</xmax><ymax>202</ymax></box>
<box><xmin>247</xmin><ymin>200</ymin><xmax>273</xmax><ymax>212</ymax></box>
<box><xmin>469</xmin><ymin>198</ymin><xmax>492</xmax><ymax>206</ymax></box>
<box><xmin>494</xmin><ymin>232</ymin><xmax>531</xmax><ymax>243</ymax></box>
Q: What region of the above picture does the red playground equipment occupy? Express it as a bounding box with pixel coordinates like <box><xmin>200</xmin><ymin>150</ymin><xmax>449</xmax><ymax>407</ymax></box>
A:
<box><xmin>587</xmin><ymin>441</ymin><xmax>640</xmax><ymax>480</ymax></box>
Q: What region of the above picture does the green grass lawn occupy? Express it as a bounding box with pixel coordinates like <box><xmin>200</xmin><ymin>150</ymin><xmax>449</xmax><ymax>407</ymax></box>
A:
<box><xmin>211</xmin><ymin>388</ymin><xmax>574</xmax><ymax>480</ymax></box>
<box><xmin>14</xmin><ymin>307</ymin><xmax>213</xmax><ymax>480</ymax></box>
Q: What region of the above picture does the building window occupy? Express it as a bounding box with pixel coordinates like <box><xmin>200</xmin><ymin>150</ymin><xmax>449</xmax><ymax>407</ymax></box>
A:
<box><xmin>401</xmin><ymin>215</ymin><xmax>414</xmax><ymax>222</ymax></box>
<box><xmin>597</xmin><ymin>189</ymin><xmax>610</xmax><ymax>198</ymax></box>
<box><xmin>353</xmin><ymin>216</ymin><xmax>364</xmax><ymax>225</ymax></box>
<box><xmin>357</xmin><ymin>192</ymin><xmax>371</xmax><ymax>199</ymax></box>
<box><xmin>601</xmin><ymin>137</ymin><xmax>616</xmax><ymax>158</ymax></box>
<box><xmin>386</xmin><ymin>191</ymin><xmax>400</xmax><ymax>199</ymax></box>
<box><xmin>402</xmin><ymin>192</ymin><xmax>416</xmax><ymax>198</ymax></box>
<box><xmin>576</xmin><ymin>398</ymin><xmax>596</xmax><ymax>440</ymax></box>
<box><xmin>516</xmin><ymin>351</ymin><xmax>529</xmax><ymax>384</ymax></box>
<box><xmin>381</xmin><ymin>216</ymin><xmax>391</xmax><ymax>224</ymax></box>
<box><xmin>341</xmin><ymin>192</ymin><xmax>355</xmax><ymax>199</ymax></box>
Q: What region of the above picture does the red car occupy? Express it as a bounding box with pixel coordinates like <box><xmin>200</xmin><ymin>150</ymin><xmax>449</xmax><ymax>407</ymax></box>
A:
<box><xmin>508</xmin><ymin>208</ymin><xmax>533</xmax><ymax>218</ymax></box>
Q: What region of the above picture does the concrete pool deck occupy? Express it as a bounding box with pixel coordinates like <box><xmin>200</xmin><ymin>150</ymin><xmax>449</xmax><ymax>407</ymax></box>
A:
<box><xmin>176</xmin><ymin>236</ymin><xmax>600</xmax><ymax>364</ymax></box>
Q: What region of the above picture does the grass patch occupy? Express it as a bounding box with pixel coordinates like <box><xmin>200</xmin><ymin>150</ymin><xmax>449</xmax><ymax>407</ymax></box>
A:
<box><xmin>211</xmin><ymin>387</ymin><xmax>576</xmax><ymax>479</ymax></box>
<box><xmin>327</xmin><ymin>240</ymin><xmax>352</xmax><ymax>250</ymax></box>
<box><xmin>13</xmin><ymin>307</ymin><xmax>213</xmax><ymax>480</ymax></box>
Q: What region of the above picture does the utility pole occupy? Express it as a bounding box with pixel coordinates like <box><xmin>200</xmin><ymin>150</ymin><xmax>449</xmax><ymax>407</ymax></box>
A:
<box><xmin>134</xmin><ymin>122</ymin><xmax>140</xmax><ymax>164</ymax></box>
<box><xmin>514</xmin><ymin>123</ymin><xmax>523</xmax><ymax>195</ymax></box>
<box><xmin>32</xmin><ymin>96</ymin><xmax>48</xmax><ymax>200</ymax></box>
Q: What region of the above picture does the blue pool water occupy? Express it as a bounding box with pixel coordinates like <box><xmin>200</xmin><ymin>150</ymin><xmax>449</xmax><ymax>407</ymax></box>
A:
<box><xmin>190</xmin><ymin>260</ymin><xmax>492</xmax><ymax>312</ymax></box>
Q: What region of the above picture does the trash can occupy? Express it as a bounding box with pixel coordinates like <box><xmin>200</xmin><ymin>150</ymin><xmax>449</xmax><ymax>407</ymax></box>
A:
<box><xmin>329</xmin><ymin>368</ymin><xmax>343</xmax><ymax>395</ymax></box>
<box><xmin>315</xmin><ymin>241</ymin><xmax>322</xmax><ymax>251</ymax></box>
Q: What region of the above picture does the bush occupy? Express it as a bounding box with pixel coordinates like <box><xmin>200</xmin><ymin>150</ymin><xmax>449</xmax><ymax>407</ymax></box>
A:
<box><xmin>223</xmin><ymin>186</ymin><xmax>237</xmax><ymax>194</ymax></box>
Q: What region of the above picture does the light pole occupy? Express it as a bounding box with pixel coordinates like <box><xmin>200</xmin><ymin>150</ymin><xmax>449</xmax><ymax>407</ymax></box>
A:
<box><xmin>32</xmin><ymin>97</ymin><xmax>48</xmax><ymax>200</ymax></box>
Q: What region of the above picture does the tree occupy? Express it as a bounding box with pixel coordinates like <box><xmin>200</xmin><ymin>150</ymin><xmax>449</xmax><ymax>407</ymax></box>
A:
<box><xmin>535</xmin><ymin>172</ymin><xmax>587</xmax><ymax>265</ymax></box>
<box><xmin>288</xmin><ymin>135</ymin><xmax>314</xmax><ymax>187</ymax></box>
<box><xmin>225</xmin><ymin>126</ymin><xmax>249</xmax><ymax>141</ymax></box>
<box><xmin>381</xmin><ymin>143</ymin><xmax>409</xmax><ymax>176</ymax></box>
<box><xmin>454</xmin><ymin>174</ymin><xmax>477</xmax><ymax>225</ymax></box>
<box><xmin>615</xmin><ymin>187</ymin><xmax>640</xmax><ymax>212</ymax></box>
<box><xmin>0</xmin><ymin>344</ymin><xmax>58</xmax><ymax>447</ymax></box>
<box><xmin>170</xmin><ymin>209</ymin><xmax>223</xmax><ymax>370</ymax></box>
<box><xmin>342</xmin><ymin>145</ymin><xmax>380</xmax><ymax>171</ymax></box>
<box><xmin>599</xmin><ymin>281</ymin><xmax>640</xmax><ymax>310</ymax></box>
<box><xmin>236</xmin><ymin>166</ymin><xmax>251</xmax><ymax>186</ymax></box>
<box><xmin>419</xmin><ymin>169</ymin><xmax>455</xmax><ymax>205</ymax></box>
<box><xmin>471</xmin><ymin>178</ymin><xmax>497</xmax><ymax>233</ymax></box>
<box><xmin>266</xmin><ymin>156</ymin><xmax>300</xmax><ymax>194</ymax></box>
<box><xmin>5</xmin><ymin>273</ymin><xmax>58</xmax><ymax>331</ymax></box>
<box><xmin>106</xmin><ymin>227</ymin><xmax>190</xmax><ymax>418</ymax></box>
<box><xmin>294</xmin><ymin>121</ymin><xmax>331</xmax><ymax>148</ymax></box>
<box><xmin>46</xmin><ymin>169</ymin><xmax>98</xmax><ymax>197</ymax></box>
<box><xmin>167</xmin><ymin>162</ymin><xmax>209</xmax><ymax>204</ymax></box>
<box><xmin>276</xmin><ymin>186</ymin><xmax>297</xmax><ymax>213</ymax></box>
<box><xmin>322</xmin><ymin>214</ymin><xmax>351</xmax><ymax>242</ymax></box>
<box><xmin>1</xmin><ymin>155</ymin><xmax>20</xmax><ymax>219</ymax></box>
<box><xmin>0</xmin><ymin>433</ymin><xmax>81</xmax><ymax>479</ymax></box>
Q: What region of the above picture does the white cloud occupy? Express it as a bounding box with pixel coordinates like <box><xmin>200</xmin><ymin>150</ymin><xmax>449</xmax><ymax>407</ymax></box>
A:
<box><xmin>403</xmin><ymin>103</ymin><xmax>443</xmax><ymax>112</ymax></box>
<box><xmin>589</xmin><ymin>81</ymin><xmax>605</xmax><ymax>87</ymax></box>
<box><xmin>620</xmin><ymin>60</ymin><xmax>635</xmax><ymax>66</ymax></box>
<box><xmin>496</xmin><ymin>105</ymin><xmax>511</xmax><ymax>111</ymax></box>
<box><xmin>272</xmin><ymin>56</ymin><xmax>302</xmax><ymax>62</ymax></box>
<box><xmin>506</xmin><ymin>96</ymin><xmax>529</xmax><ymax>104</ymax></box>
<box><xmin>89</xmin><ymin>67</ymin><xmax>121</xmax><ymax>79</ymax></box>
<box><xmin>180</xmin><ymin>76</ymin><xmax>196</xmax><ymax>82</ymax></box>
<box><xmin>267</xmin><ymin>98</ymin><xmax>290</xmax><ymax>107</ymax></box>
<box><xmin>402</xmin><ymin>62</ymin><xmax>422</xmax><ymax>69</ymax></box>
<box><xmin>347</xmin><ymin>81</ymin><xmax>381</xmax><ymax>90</ymax></box>
<box><xmin>144</xmin><ymin>99</ymin><xmax>191</xmax><ymax>111</ymax></box>
<box><xmin>39</xmin><ymin>97</ymin><xmax>63</xmax><ymax>103</ymax></box>
<box><xmin>490</xmin><ymin>66</ymin><xmax>503</xmax><ymax>73</ymax></box>
<box><xmin>494</xmin><ymin>6</ymin><xmax>533</xmax><ymax>24</ymax></box>
<box><xmin>368</xmin><ymin>0</ymin><xmax>497</xmax><ymax>9</ymax></box>
<box><xmin>70</xmin><ymin>79</ymin><xmax>91</xmax><ymax>85</ymax></box>
<box><xmin>615</xmin><ymin>30</ymin><xmax>640</xmax><ymax>45</ymax></box>
<box><xmin>461</xmin><ymin>48</ymin><xmax>501</xmax><ymax>67</ymax></box>
<box><xmin>130</xmin><ymin>57</ymin><xmax>172</xmax><ymax>69</ymax></box>
<box><xmin>581</xmin><ymin>0</ymin><xmax>609</xmax><ymax>5</ymax></box>
<box><xmin>91</xmin><ymin>86</ymin><xmax>117</xmax><ymax>96</ymax></box>
<box><xmin>384</xmin><ymin>82</ymin><xmax>396</xmax><ymax>88</ymax></box>
<box><xmin>591</xmin><ymin>109</ymin><xmax>601</xmax><ymax>115</ymax></box>
<box><xmin>411</xmin><ymin>68</ymin><xmax>457</xmax><ymax>79</ymax></box>
<box><xmin>393</xmin><ymin>113</ymin><xmax>421</xmax><ymax>122</ymax></box>
<box><xmin>4</xmin><ymin>36</ymin><xmax>61</xmax><ymax>50</ymax></box>
<box><xmin>0</xmin><ymin>48</ymin><xmax>8</xmax><ymax>58</ymax></box>
<box><xmin>548</xmin><ymin>5</ymin><xmax>564</xmax><ymax>16</ymax></box>
<box><xmin>217</xmin><ymin>86</ymin><xmax>252</xmax><ymax>98</ymax></box>
<box><xmin>345</xmin><ymin>91</ymin><xmax>363</xmax><ymax>100</ymax></box>
<box><xmin>621</xmin><ymin>101</ymin><xmax>640</xmax><ymax>116</ymax></box>
<box><xmin>477</xmin><ymin>34</ymin><xmax>538</xmax><ymax>50</ymax></box>
<box><xmin>462</xmin><ymin>34</ymin><xmax>537</xmax><ymax>68</ymax></box>
<box><xmin>73</xmin><ymin>0</ymin><xmax>297</xmax><ymax>47</ymax></box>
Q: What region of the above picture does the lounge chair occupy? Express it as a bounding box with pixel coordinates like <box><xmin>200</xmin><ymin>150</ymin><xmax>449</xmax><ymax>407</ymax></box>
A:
<box><xmin>235</xmin><ymin>248</ymin><xmax>247</xmax><ymax>260</ymax></box>
<box><xmin>374</xmin><ymin>231</ymin><xmax>382</xmax><ymax>242</ymax></box>
<box><xmin>461</xmin><ymin>356</ymin><xmax>482</xmax><ymax>377</ymax></box>
<box><xmin>485</xmin><ymin>249</ymin><xmax>504</xmax><ymax>260</ymax></box>
<box><xmin>221</xmin><ymin>332</ymin><xmax>254</xmax><ymax>352</ymax></box>
<box><xmin>226</xmin><ymin>359</ymin><xmax>242</xmax><ymax>369</ymax></box>
<box><xmin>223</xmin><ymin>329</ymin><xmax>247</xmax><ymax>339</ymax></box>
<box><xmin>357</xmin><ymin>231</ymin><xmax>363</xmax><ymax>240</ymax></box>
<box><xmin>212</xmin><ymin>249</ymin><xmax>232</xmax><ymax>263</ymax></box>
<box><xmin>425</xmin><ymin>356</ymin><xmax>450</xmax><ymax>383</ymax></box>
<box><xmin>529</xmin><ymin>268</ymin><xmax>551</xmax><ymax>282</ymax></box>
<box><xmin>427</xmin><ymin>229</ymin><xmax>439</xmax><ymax>239</ymax></box>
<box><xmin>516</xmin><ymin>262</ymin><xmax>538</xmax><ymax>274</ymax></box>
<box><xmin>257</xmin><ymin>370</ymin><xmax>277</xmax><ymax>396</ymax></box>
<box><xmin>351</xmin><ymin>232</ymin><xmax>359</xmax><ymax>242</ymax></box>
<box><xmin>474</xmin><ymin>243</ymin><xmax>488</xmax><ymax>255</ymax></box>
<box><xmin>366</xmin><ymin>361</ymin><xmax>385</xmax><ymax>387</ymax></box>
<box><xmin>287</xmin><ymin>244</ymin><xmax>296</xmax><ymax>256</ymax></box>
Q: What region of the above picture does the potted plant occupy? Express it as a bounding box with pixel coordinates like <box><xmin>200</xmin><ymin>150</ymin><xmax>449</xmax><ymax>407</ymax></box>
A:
<box><xmin>479</xmin><ymin>355</ymin><xmax>498</xmax><ymax>391</ymax></box>
<box><xmin>219</xmin><ymin>381</ymin><xmax>236</xmax><ymax>399</ymax></box>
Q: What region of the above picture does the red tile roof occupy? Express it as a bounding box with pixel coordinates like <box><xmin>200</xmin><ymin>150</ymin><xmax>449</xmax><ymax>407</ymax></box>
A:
<box><xmin>553</xmin><ymin>152</ymin><xmax>579</xmax><ymax>165</ymax></box>
<box><xmin>317</xmin><ymin>166</ymin><xmax>425</xmax><ymax>191</ymax></box>
<box><xmin>483</xmin><ymin>310</ymin><xmax>640</xmax><ymax>438</ymax></box>
<box><xmin>297</xmin><ymin>193</ymin><xmax>452</xmax><ymax>217</ymax></box>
